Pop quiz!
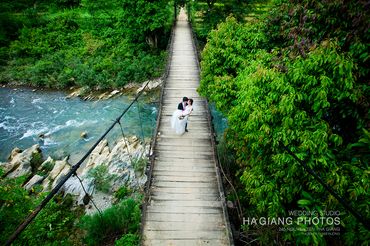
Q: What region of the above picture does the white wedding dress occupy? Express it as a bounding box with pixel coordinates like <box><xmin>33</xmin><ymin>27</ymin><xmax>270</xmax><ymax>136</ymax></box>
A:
<box><xmin>171</xmin><ymin>105</ymin><xmax>193</xmax><ymax>135</ymax></box>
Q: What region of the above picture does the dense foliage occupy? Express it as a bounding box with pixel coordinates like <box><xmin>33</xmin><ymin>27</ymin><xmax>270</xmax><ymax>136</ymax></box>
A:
<box><xmin>80</xmin><ymin>198</ymin><xmax>141</xmax><ymax>246</ymax></box>
<box><xmin>0</xmin><ymin>168</ymin><xmax>83</xmax><ymax>245</ymax></box>
<box><xmin>198</xmin><ymin>0</ymin><xmax>369</xmax><ymax>244</ymax></box>
<box><xmin>0</xmin><ymin>0</ymin><xmax>174</xmax><ymax>89</ymax></box>
<box><xmin>0</xmin><ymin>166</ymin><xmax>143</xmax><ymax>245</ymax></box>
<box><xmin>188</xmin><ymin>0</ymin><xmax>267</xmax><ymax>43</ymax></box>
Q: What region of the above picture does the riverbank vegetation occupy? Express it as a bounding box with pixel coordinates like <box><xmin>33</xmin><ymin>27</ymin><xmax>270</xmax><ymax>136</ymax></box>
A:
<box><xmin>0</xmin><ymin>0</ymin><xmax>175</xmax><ymax>89</ymax></box>
<box><xmin>0</xmin><ymin>164</ymin><xmax>142</xmax><ymax>246</ymax></box>
<box><xmin>187</xmin><ymin>0</ymin><xmax>270</xmax><ymax>47</ymax></box>
<box><xmin>195</xmin><ymin>0</ymin><xmax>369</xmax><ymax>244</ymax></box>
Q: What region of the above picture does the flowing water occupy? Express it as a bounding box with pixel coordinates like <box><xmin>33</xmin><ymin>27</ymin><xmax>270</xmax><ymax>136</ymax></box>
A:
<box><xmin>0</xmin><ymin>87</ymin><xmax>158</xmax><ymax>163</ymax></box>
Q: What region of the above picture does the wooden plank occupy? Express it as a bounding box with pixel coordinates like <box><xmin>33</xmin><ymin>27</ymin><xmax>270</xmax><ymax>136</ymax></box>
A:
<box><xmin>152</xmin><ymin>181</ymin><xmax>217</xmax><ymax>188</ymax></box>
<box><xmin>143</xmin><ymin>239</ymin><xmax>227</xmax><ymax>246</ymax></box>
<box><xmin>144</xmin><ymin>230</ymin><xmax>227</xmax><ymax>240</ymax></box>
<box><xmin>152</xmin><ymin>175</ymin><xmax>216</xmax><ymax>182</ymax></box>
<box><xmin>144</xmin><ymin>220</ymin><xmax>225</xmax><ymax>230</ymax></box>
<box><xmin>150</xmin><ymin>187</ymin><xmax>218</xmax><ymax>195</ymax></box>
<box><xmin>146</xmin><ymin>212</ymin><xmax>224</xmax><ymax>222</ymax></box>
<box><xmin>153</xmin><ymin>170</ymin><xmax>216</xmax><ymax>177</ymax></box>
<box><xmin>142</xmin><ymin>9</ymin><xmax>231</xmax><ymax>246</ymax></box>
<box><xmin>153</xmin><ymin>165</ymin><xmax>215</xmax><ymax>173</ymax></box>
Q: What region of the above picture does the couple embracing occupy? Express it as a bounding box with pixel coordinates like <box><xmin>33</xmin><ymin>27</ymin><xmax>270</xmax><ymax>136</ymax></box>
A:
<box><xmin>171</xmin><ymin>97</ymin><xmax>193</xmax><ymax>135</ymax></box>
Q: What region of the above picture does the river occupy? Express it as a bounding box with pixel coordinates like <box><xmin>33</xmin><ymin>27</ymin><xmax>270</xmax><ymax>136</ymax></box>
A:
<box><xmin>0</xmin><ymin>87</ymin><xmax>158</xmax><ymax>163</ymax></box>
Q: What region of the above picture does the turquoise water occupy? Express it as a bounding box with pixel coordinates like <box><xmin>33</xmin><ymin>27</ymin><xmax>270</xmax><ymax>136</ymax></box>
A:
<box><xmin>0</xmin><ymin>87</ymin><xmax>157</xmax><ymax>163</ymax></box>
<box><xmin>209</xmin><ymin>103</ymin><xmax>228</xmax><ymax>139</ymax></box>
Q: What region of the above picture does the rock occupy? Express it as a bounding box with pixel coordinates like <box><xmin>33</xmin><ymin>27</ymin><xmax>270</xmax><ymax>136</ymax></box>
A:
<box><xmin>4</xmin><ymin>145</ymin><xmax>41</xmax><ymax>178</ymax></box>
<box><xmin>66</xmin><ymin>91</ymin><xmax>78</xmax><ymax>99</ymax></box>
<box><xmin>66</xmin><ymin>86</ymin><xmax>89</xmax><ymax>99</ymax></box>
<box><xmin>110</xmin><ymin>90</ymin><xmax>120</xmax><ymax>96</ymax></box>
<box><xmin>38</xmin><ymin>133</ymin><xmax>45</xmax><ymax>138</ymax></box>
<box><xmin>129</xmin><ymin>136</ymin><xmax>140</xmax><ymax>149</ymax></box>
<box><xmin>81</xmin><ymin>131</ymin><xmax>88</xmax><ymax>138</ymax></box>
<box><xmin>42</xmin><ymin>157</ymin><xmax>70</xmax><ymax>191</ymax></box>
<box><xmin>136</xmin><ymin>79</ymin><xmax>162</xmax><ymax>94</ymax></box>
<box><xmin>39</xmin><ymin>156</ymin><xmax>55</xmax><ymax>170</ymax></box>
<box><xmin>98</xmin><ymin>92</ymin><xmax>109</xmax><ymax>100</ymax></box>
<box><xmin>147</xmin><ymin>79</ymin><xmax>162</xmax><ymax>90</ymax></box>
<box><xmin>2</xmin><ymin>135</ymin><xmax>149</xmax><ymax>210</ymax></box>
<box><xmin>84</xmin><ymin>191</ymin><xmax>112</xmax><ymax>215</ymax></box>
<box><xmin>51</xmin><ymin>163</ymin><xmax>70</xmax><ymax>189</ymax></box>
<box><xmin>123</xmin><ymin>83</ymin><xmax>137</xmax><ymax>90</ymax></box>
<box><xmin>24</xmin><ymin>175</ymin><xmax>45</xmax><ymax>190</ymax></box>
<box><xmin>9</xmin><ymin>147</ymin><xmax>22</xmax><ymax>160</ymax></box>
<box><xmin>63</xmin><ymin>176</ymin><xmax>94</xmax><ymax>206</ymax></box>
<box><xmin>81</xmin><ymin>139</ymin><xmax>110</xmax><ymax>177</ymax></box>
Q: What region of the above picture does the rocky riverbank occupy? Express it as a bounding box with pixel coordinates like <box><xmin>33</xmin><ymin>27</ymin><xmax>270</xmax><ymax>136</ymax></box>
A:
<box><xmin>66</xmin><ymin>78</ymin><xmax>162</xmax><ymax>101</ymax></box>
<box><xmin>0</xmin><ymin>136</ymin><xmax>148</xmax><ymax>214</ymax></box>
<box><xmin>2</xmin><ymin>78</ymin><xmax>162</xmax><ymax>101</ymax></box>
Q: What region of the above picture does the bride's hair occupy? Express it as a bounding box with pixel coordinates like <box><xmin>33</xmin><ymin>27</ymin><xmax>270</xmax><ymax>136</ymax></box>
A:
<box><xmin>189</xmin><ymin>99</ymin><xmax>193</xmax><ymax>105</ymax></box>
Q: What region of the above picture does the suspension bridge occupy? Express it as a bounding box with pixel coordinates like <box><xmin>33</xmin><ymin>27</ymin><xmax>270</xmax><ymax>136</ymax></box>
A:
<box><xmin>5</xmin><ymin>9</ymin><xmax>232</xmax><ymax>246</ymax></box>
<box><xmin>141</xmin><ymin>10</ymin><xmax>232</xmax><ymax>246</ymax></box>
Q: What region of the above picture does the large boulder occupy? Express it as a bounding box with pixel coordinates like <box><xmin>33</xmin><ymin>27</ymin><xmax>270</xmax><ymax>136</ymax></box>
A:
<box><xmin>136</xmin><ymin>79</ymin><xmax>162</xmax><ymax>94</ymax></box>
<box><xmin>42</xmin><ymin>157</ymin><xmax>71</xmax><ymax>191</ymax></box>
<box><xmin>3</xmin><ymin>145</ymin><xmax>42</xmax><ymax>178</ymax></box>
<box><xmin>80</xmin><ymin>139</ymin><xmax>110</xmax><ymax>177</ymax></box>
<box><xmin>24</xmin><ymin>175</ymin><xmax>45</xmax><ymax>190</ymax></box>
<box><xmin>63</xmin><ymin>176</ymin><xmax>94</xmax><ymax>206</ymax></box>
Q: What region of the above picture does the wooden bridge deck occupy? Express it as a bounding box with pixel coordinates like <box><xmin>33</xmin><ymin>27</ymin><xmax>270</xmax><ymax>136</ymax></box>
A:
<box><xmin>142</xmin><ymin>10</ymin><xmax>232</xmax><ymax>246</ymax></box>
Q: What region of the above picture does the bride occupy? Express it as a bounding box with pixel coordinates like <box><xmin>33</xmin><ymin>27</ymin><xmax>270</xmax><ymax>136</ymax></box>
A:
<box><xmin>171</xmin><ymin>99</ymin><xmax>193</xmax><ymax>135</ymax></box>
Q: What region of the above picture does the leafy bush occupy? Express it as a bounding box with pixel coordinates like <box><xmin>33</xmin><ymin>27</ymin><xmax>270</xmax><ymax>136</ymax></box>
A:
<box><xmin>114</xmin><ymin>233</ymin><xmax>139</xmax><ymax>246</ymax></box>
<box><xmin>87</xmin><ymin>165</ymin><xmax>116</xmax><ymax>193</ymax></box>
<box><xmin>198</xmin><ymin>0</ymin><xmax>370</xmax><ymax>244</ymax></box>
<box><xmin>30</xmin><ymin>151</ymin><xmax>44</xmax><ymax>173</ymax></box>
<box><xmin>131</xmin><ymin>156</ymin><xmax>147</xmax><ymax>176</ymax></box>
<box><xmin>0</xmin><ymin>170</ymin><xmax>33</xmax><ymax>244</ymax></box>
<box><xmin>0</xmin><ymin>168</ymin><xmax>82</xmax><ymax>245</ymax></box>
<box><xmin>37</xmin><ymin>160</ymin><xmax>55</xmax><ymax>176</ymax></box>
<box><xmin>114</xmin><ymin>186</ymin><xmax>132</xmax><ymax>202</ymax></box>
<box><xmin>80</xmin><ymin>198</ymin><xmax>141</xmax><ymax>246</ymax></box>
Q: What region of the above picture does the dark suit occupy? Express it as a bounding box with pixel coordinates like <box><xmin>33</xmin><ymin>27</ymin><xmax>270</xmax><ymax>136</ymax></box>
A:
<box><xmin>177</xmin><ymin>101</ymin><xmax>188</xmax><ymax>130</ymax></box>
<box><xmin>178</xmin><ymin>102</ymin><xmax>186</xmax><ymax>110</ymax></box>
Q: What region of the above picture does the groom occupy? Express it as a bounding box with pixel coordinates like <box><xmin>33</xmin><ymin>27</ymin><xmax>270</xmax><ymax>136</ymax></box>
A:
<box><xmin>178</xmin><ymin>96</ymin><xmax>188</xmax><ymax>132</ymax></box>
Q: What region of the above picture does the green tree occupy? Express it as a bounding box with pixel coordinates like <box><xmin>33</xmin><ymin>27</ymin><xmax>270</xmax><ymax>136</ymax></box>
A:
<box><xmin>198</xmin><ymin>0</ymin><xmax>370</xmax><ymax>244</ymax></box>
<box><xmin>120</xmin><ymin>0</ymin><xmax>174</xmax><ymax>48</ymax></box>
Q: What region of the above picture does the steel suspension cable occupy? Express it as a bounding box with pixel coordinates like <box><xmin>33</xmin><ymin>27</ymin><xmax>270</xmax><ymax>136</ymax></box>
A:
<box><xmin>74</xmin><ymin>173</ymin><xmax>103</xmax><ymax>218</ymax></box>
